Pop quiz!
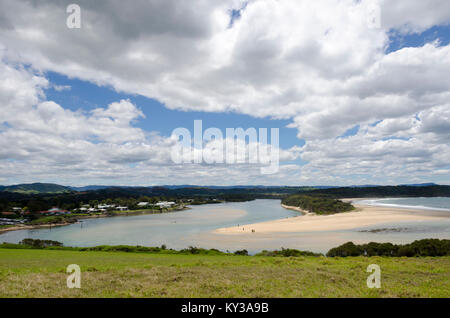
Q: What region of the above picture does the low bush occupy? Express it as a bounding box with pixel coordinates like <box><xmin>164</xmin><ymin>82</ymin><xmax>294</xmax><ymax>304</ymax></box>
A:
<box><xmin>234</xmin><ymin>249</ymin><xmax>249</xmax><ymax>256</ymax></box>
<box><xmin>327</xmin><ymin>239</ymin><xmax>450</xmax><ymax>257</ymax></box>
<box><xmin>20</xmin><ymin>238</ymin><xmax>63</xmax><ymax>248</ymax></box>
<box><xmin>256</xmin><ymin>248</ymin><xmax>321</xmax><ymax>257</ymax></box>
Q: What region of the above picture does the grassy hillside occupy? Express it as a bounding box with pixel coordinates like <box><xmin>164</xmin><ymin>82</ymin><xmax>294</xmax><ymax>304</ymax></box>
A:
<box><xmin>0</xmin><ymin>248</ymin><xmax>449</xmax><ymax>298</ymax></box>
<box><xmin>1</xmin><ymin>183</ymin><xmax>72</xmax><ymax>194</ymax></box>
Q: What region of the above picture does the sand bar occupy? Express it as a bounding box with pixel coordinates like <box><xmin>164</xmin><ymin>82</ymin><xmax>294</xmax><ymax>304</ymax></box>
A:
<box><xmin>214</xmin><ymin>200</ymin><xmax>450</xmax><ymax>234</ymax></box>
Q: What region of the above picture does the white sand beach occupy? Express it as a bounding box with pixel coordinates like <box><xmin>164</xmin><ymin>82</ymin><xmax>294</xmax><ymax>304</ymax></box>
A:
<box><xmin>214</xmin><ymin>200</ymin><xmax>450</xmax><ymax>235</ymax></box>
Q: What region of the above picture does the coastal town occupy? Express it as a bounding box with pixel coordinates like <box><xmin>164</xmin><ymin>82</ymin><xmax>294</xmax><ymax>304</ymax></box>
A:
<box><xmin>0</xmin><ymin>200</ymin><xmax>180</xmax><ymax>227</ymax></box>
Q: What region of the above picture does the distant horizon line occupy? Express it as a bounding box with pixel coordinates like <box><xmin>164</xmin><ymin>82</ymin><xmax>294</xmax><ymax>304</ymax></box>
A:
<box><xmin>0</xmin><ymin>182</ymin><xmax>446</xmax><ymax>188</ymax></box>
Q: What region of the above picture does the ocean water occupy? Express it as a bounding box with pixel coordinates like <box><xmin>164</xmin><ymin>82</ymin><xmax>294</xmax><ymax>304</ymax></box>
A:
<box><xmin>355</xmin><ymin>197</ymin><xmax>450</xmax><ymax>211</ymax></box>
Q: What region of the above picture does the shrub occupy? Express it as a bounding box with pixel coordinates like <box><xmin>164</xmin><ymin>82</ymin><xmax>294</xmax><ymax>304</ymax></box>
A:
<box><xmin>178</xmin><ymin>246</ymin><xmax>226</xmax><ymax>256</ymax></box>
<box><xmin>20</xmin><ymin>238</ymin><xmax>63</xmax><ymax>248</ymax></box>
<box><xmin>327</xmin><ymin>239</ymin><xmax>450</xmax><ymax>257</ymax></box>
<box><xmin>326</xmin><ymin>242</ymin><xmax>363</xmax><ymax>257</ymax></box>
<box><xmin>234</xmin><ymin>249</ymin><xmax>249</xmax><ymax>256</ymax></box>
<box><xmin>256</xmin><ymin>248</ymin><xmax>321</xmax><ymax>257</ymax></box>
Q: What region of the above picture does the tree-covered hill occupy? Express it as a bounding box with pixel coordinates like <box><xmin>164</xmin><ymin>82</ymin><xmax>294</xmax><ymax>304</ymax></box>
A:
<box><xmin>310</xmin><ymin>185</ymin><xmax>450</xmax><ymax>198</ymax></box>
<box><xmin>282</xmin><ymin>194</ymin><xmax>354</xmax><ymax>215</ymax></box>
<box><xmin>0</xmin><ymin>183</ymin><xmax>73</xmax><ymax>194</ymax></box>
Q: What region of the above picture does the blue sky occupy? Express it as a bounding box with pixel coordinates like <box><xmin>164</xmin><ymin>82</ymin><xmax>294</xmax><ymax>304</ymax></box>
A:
<box><xmin>387</xmin><ymin>25</ymin><xmax>450</xmax><ymax>53</ymax></box>
<box><xmin>45</xmin><ymin>72</ymin><xmax>300</xmax><ymax>149</ymax></box>
<box><xmin>45</xmin><ymin>71</ymin><xmax>306</xmax><ymax>168</ymax></box>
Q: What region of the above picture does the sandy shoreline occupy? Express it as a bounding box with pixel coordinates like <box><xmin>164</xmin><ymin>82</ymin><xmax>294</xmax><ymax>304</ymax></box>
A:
<box><xmin>280</xmin><ymin>204</ymin><xmax>312</xmax><ymax>215</ymax></box>
<box><xmin>214</xmin><ymin>199</ymin><xmax>450</xmax><ymax>235</ymax></box>
<box><xmin>0</xmin><ymin>222</ymin><xmax>77</xmax><ymax>234</ymax></box>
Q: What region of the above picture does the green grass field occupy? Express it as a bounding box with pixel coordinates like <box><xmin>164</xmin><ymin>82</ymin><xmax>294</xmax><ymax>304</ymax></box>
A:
<box><xmin>0</xmin><ymin>248</ymin><xmax>449</xmax><ymax>298</ymax></box>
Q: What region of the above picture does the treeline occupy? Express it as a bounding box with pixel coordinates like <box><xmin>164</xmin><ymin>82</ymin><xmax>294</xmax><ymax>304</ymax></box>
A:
<box><xmin>1</xmin><ymin>238</ymin><xmax>449</xmax><ymax>257</ymax></box>
<box><xmin>1</xmin><ymin>240</ymin><xmax>318</xmax><ymax>257</ymax></box>
<box><xmin>256</xmin><ymin>248</ymin><xmax>321</xmax><ymax>257</ymax></box>
<box><xmin>0</xmin><ymin>186</ymin><xmax>309</xmax><ymax>212</ymax></box>
<box><xmin>312</xmin><ymin>185</ymin><xmax>450</xmax><ymax>198</ymax></box>
<box><xmin>326</xmin><ymin>239</ymin><xmax>450</xmax><ymax>257</ymax></box>
<box><xmin>3</xmin><ymin>240</ymin><xmax>247</xmax><ymax>256</ymax></box>
<box><xmin>282</xmin><ymin>194</ymin><xmax>354</xmax><ymax>215</ymax></box>
<box><xmin>27</xmin><ymin>215</ymin><xmax>78</xmax><ymax>225</ymax></box>
<box><xmin>19</xmin><ymin>238</ymin><xmax>63</xmax><ymax>248</ymax></box>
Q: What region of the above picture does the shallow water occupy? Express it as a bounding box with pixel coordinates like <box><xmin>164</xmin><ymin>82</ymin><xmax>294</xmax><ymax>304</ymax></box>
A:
<box><xmin>1</xmin><ymin>198</ymin><xmax>449</xmax><ymax>254</ymax></box>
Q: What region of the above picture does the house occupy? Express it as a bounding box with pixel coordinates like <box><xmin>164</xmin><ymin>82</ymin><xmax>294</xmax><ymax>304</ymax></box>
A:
<box><xmin>1</xmin><ymin>211</ymin><xmax>15</xmax><ymax>216</ymax></box>
<box><xmin>0</xmin><ymin>217</ymin><xmax>23</xmax><ymax>225</ymax></box>
<box><xmin>137</xmin><ymin>202</ymin><xmax>149</xmax><ymax>207</ymax></box>
<box><xmin>48</xmin><ymin>207</ymin><xmax>69</xmax><ymax>215</ymax></box>
<box><xmin>116</xmin><ymin>206</ymin><xmax>128</xmax><ymax>211</ymax></box>
<box><xmin>12</xmin><ymin>207</ymin><xmax>22</xmax><ymax>212</ymax></box>
<box><xmin>97</xmin><ymin>204</ymin><xmax>115</xmax><ymax>209</ymax></box>
<box><xmin>155</xmin><ymin>201</ymin><xmax>176</xmax><ymax>208</ymax></box>
<box><xmin>40</xmin><ymin>208</ymin><xmax>69</xmax><ymax>215</ymax></box>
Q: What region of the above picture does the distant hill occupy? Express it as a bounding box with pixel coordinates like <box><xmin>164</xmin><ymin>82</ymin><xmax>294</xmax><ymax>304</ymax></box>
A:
<box><xmin>163</xmin><ymin>185</ymin><xmax>315</xmax><ymax>190</ymax></box>
<box><xmin>312</xmin><ymin>185</ymin><xmax>450</xmax><ymax>198</ymax></box>
<box><xmin>0</xmin><ymin>182</ymin><xmax>447</xmax><ymax>197</ymax></box>
<box><xmin>71</xmin><ymin>185</ymin><xmax>318</xmax><ymax>191</ymax></box>
<box><xmin>348</xmin><ymin>184</ymin><xmax>380</xmax><ymax>188</ymax></box>
<box><xmin>69</xmin><ymin>185</ymin><xmax>115</xmax><ymax>191</ymax></box>
<box><xmin>399</xmin><ymin>183</ymin><xmax>438</xmax><ymax>187</ymax></box>
<box><xmin>0</xmin><ymin>183</ymin><xmax>72</xmax><ymax>194</ymax></box>
<box><xmin>348</xmin><ymin>183</ymin><xmax>440</xmax><ymax>188</ymax></box>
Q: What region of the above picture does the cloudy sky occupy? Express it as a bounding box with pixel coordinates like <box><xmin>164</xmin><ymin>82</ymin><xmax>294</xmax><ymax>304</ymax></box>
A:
<box><xmin>0</xmin><ymin>0</ymin><xmax>449</xmax><ymax>186</ymax></box>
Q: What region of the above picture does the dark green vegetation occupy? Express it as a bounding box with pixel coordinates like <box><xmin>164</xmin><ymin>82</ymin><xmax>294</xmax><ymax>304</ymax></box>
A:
<box><xmin>0</xmin><ymin>241</ymin><xmax>232</xmax><ymax>256</ymax></box>
<box><xmin>3</xmin><ymin>238</ymin><xmax>448</xmax><ymax>259</ymax></box>
<box><xmin>19</xmin><ymin>239</ymin><xmax>63</xmax><ymax>247</ymax></box>
<box><xmin>2</xmin><ymin>239</ymin><xmax>319</xmax><ymax>257</ymax></box>
<box><xmin>327</xmin><ymin>239</ymin><xmax>450</xmax><ymax>257</ymax></box>
<box><xmin>27</xmin><ymin>215</ymin><xmax>78</xmax><ymax>225</ymax></box>
<box><xmin>0</xmin><ymin>247</ymin><xmax>449</xmax><ymax>297</ymax></box>
<box><xmin>314</xmin><ymin>185</ymin><xmax>450</xmax><ymax>198</ymax></box>
<box><xmin>282</xmin><ymin>194</ymin><xmax>355</xmax><ymax>214</ymax></box>
<box><xmin>256</xmin><ymin>248</ymin><xmax>322</xmax><ymax>257</ymax></box>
